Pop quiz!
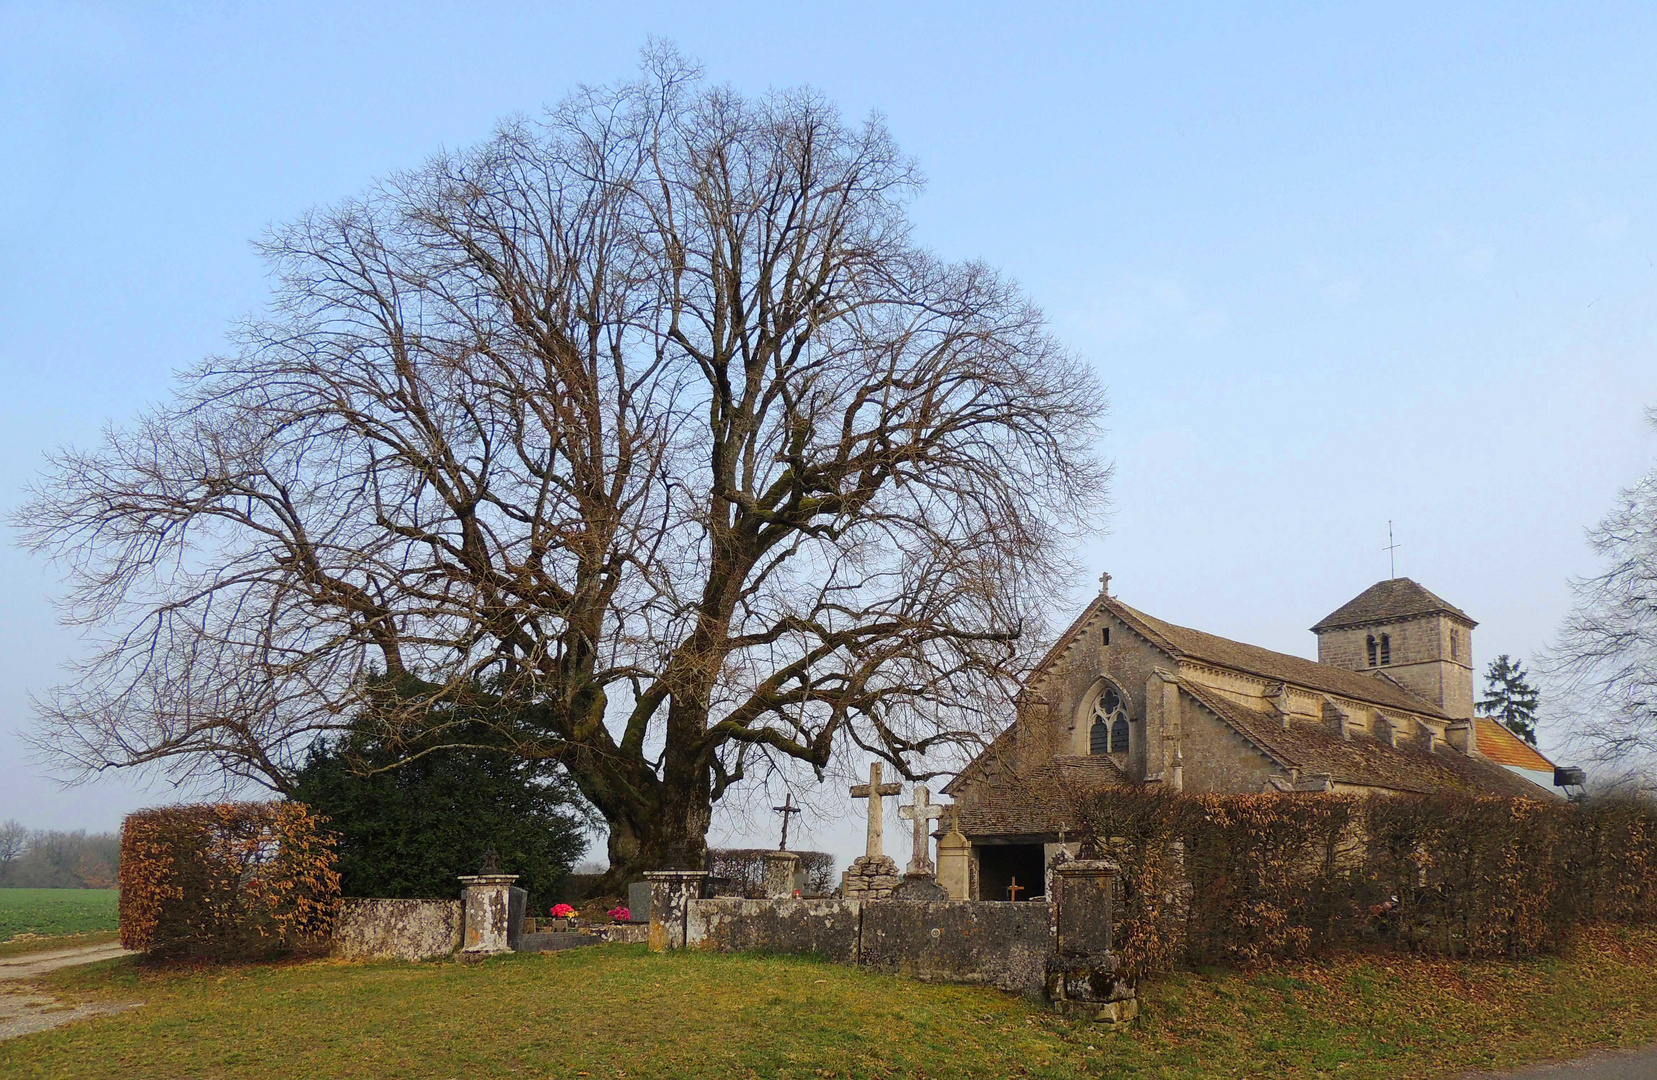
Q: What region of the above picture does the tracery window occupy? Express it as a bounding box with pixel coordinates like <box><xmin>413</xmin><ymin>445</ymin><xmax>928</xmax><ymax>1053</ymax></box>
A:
<box><xmin>1089</xmin><ymin>683</ymin><xmax>1130</xmax><ymax>757</ymax></box>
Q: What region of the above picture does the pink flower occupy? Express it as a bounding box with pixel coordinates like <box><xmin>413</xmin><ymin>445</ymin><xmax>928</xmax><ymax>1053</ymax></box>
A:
<box><xmin>550</xmin><ymin>903</ymin><xmax>577</xmax><ymax>918</ymax></box>
<box><xmin>607</xmin><ymin>906</ymin><xmax>630</xmax><ymax>922</ymax></box>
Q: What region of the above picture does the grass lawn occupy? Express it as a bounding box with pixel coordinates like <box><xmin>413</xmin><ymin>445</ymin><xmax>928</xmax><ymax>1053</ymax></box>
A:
<box><xmin>0</xmin><ymin>888</ymin><xmax>118</xmax><ymax>941</ymax></box>
<box><xmin>7</xmin><ymin>927</ymin><xmax>1657</xmax><ymax>1078</ymax></box>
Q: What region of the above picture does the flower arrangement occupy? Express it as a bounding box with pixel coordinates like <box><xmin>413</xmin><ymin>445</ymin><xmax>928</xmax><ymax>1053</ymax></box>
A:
<box><xmin>607</xmin><ymin>906</ymin><xmax>630</xmax><ymax>923</ymax></box>
<box><xmin>549</xmin><ymin>903</ymin><xmax>577</xmax><ymax>920</ymax></box>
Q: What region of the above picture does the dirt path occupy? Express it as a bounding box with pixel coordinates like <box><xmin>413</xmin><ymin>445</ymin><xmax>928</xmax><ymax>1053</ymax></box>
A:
<box><xmin>0</xmin><ymin>942</ymin><xmax>137</xmax><ymax>1040</ymax></box>
<box><xmin>1460</xmin><ymin>1044</ymin><xmax>1657</xmax><ymax>1079</ymax></box>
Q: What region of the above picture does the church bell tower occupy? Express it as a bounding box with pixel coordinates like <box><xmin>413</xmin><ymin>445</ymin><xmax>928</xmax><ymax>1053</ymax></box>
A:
<box><xmin>1310</xmin><ymin>578</ymin><xmax>1477</xmax><ymax>719</ymax></box>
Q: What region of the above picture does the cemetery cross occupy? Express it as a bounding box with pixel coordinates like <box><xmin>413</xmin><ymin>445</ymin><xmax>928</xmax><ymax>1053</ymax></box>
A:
<box><xmin>849</xmin><ymin>761</ymin><xmax>903</xmax><ymax>860</ymax></box>
<box><xmin>896</xmin><ymin>786</ymin><xmax>945</xmax><ymax>875</ymax></box>
<box><xmin>772</xmin><ymin>792</ymin><xmax>802</xmax><ymax>851</ymax></box>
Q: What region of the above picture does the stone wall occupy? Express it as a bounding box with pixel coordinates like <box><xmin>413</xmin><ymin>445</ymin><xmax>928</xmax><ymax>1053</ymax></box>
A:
<box><xmin>332</xmin><ymin>898</ymin><xmax>464</xmax><ymax>961</ymax></box>
<box><xmin>687</xmin><ymin>898</ymin><xmax>863</xmax><ymax>964</ymax></box>
<box><xmin>681</xmin><ymin>896</ymin><xmax>1053</xmax><ymax>997</ymax></box>
<box><xmin>860</xmin><ymin>900</ymin><xmax>1051</xmax><ymax>995</ymax></box>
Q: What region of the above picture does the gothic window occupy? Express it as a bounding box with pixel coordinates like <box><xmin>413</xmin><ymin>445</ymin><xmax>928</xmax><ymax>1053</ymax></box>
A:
<box><xmin>1380</xmin><ymin>634</ymin><xmax>1392</xmax><ymax>665</ymax></box>
<box><xmin>1088</xmin><ymin>683</ymin><xmax>1129</xmax><ymax>757</ymax></box>
<box><xmin>1366</xmin><ymin>635</ymin><xmax>1377</xmax><ymax>667</ymax></box>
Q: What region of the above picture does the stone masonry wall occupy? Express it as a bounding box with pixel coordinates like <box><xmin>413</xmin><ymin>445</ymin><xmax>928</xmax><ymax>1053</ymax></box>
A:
<box><xmin>683</xmin><ymin>897</ymin><xmax>1053</xmax><ymax>997</ymax></box>
<box><xmin>333</xmin><ymin>898</ymin><xmax>464</xmax><ymax>961</ymax></box>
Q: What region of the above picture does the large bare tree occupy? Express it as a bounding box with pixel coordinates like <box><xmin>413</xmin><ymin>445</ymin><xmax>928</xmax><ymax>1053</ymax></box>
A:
<box><xmin>1546</xmin><ymin>409</ymin><xmax>1657</xmax><ymax>771</ymax></box>
<box><xmin>17</xmin><ymin>49</ymin><xmax>1109</xmax><ymax>887</ymax></box>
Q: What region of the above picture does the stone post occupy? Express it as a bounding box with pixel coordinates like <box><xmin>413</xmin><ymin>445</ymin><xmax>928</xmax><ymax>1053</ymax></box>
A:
<box><xmin>936</xmin><ymin>820</ymin><xmax>971</xmax><ymax>900</ymax></box>
<box><xmin>458</xmin><ymin>873</ymin><xmax>526</xmax><ymax>956</ymax></box>
<box><xmin>762</xmin><ymin>851</ymin><xmax>801</xmax><ymax>899</ymax></box>
<box><xmin>1045</xmin><ymin>858</ymin><xmax>1136</xmax><ymax>1027</ymax></box>
<box><xmin>645</xmin><ymin>870</ymin><xmax>708</xmax><ymax>952</ymax></box>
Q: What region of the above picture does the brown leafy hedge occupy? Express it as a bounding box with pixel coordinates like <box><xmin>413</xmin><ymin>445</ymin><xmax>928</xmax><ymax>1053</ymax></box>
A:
<box><xmin>119</xmin><ymin>802</ymin><xmax>340</xmax><ymax>960</ymax></box>
<box><xmin>1070</xmin><ymin>789</ymin><xmax>1657</xmax><ymax>978</ymax></box>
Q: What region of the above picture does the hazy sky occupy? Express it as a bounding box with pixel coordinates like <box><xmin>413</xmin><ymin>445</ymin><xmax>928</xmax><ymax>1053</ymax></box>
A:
<box><xmin>4</xmin><ymin>2</ymin><xmax>1657</xmax><ymax>865</ymax></box>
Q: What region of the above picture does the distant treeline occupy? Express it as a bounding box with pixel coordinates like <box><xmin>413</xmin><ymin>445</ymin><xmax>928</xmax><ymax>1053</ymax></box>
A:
<box><xmin>0</xmin><ymin>820</ymin><xmax>119</xmax><ymax>889</ymax></box>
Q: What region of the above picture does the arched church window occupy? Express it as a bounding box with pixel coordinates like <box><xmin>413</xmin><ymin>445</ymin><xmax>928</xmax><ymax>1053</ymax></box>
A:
<box><xmin>1088</xmin><ymin>683</ymin><xmax>1129</xmax><ymax>757</ymax></box>
<box><xmin>1380</xmin><ymin>634</ymin><xmax>1391</xmax><ymax>665</ymax></box>
<box><xmin>1366</xmin><ymin>635</ymin><xmax>1377</xmax><ymax>667</ymax></box>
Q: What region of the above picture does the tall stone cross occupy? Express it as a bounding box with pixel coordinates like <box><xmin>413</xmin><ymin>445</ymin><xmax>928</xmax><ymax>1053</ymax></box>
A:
<box><xmin>897</xmin><ymin>786</ymin><xmax>945</xmax><ymax>875</ymax></box>
<box><xmin>849</xmin><ymin>761</ymin><xmax>902</xmax><ymax>860</ymax></box>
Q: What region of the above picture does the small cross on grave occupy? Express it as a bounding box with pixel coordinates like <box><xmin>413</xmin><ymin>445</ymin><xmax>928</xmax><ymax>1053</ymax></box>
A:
<box><xmin>1006</xmin><ymin>877</ymin><xmax>1026</xmax><ymax>902</ymax></box>
<box><xmin>849</xmin><ymin>761</ymin><xmax>902</xmax><ymax>860</ymax></box>
<box><xmin>772</xmin><ymin>792</ymin><xmax>802</xmax><ymax>851</ymax></box>
<box><xmin>896</xmin><ymin>786</ymin><xmax>945</xmax><ymax>876</ymax></box>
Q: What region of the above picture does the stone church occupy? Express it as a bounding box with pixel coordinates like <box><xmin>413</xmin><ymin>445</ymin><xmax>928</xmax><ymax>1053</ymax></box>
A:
<box><xmin>935</xmin><ymin>576</ymin><xmax>1561</xmax><ymax>902</ymax></box>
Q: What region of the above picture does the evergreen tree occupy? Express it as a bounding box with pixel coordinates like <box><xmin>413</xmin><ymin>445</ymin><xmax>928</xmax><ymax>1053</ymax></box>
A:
<box><xmin>289</xmin><ymin>725</ymin><xmax>590</xmax><ymax>911</ymax></box>
<box><xmin>1479</xmin><ymin>653</ymin><xmax>1542</xmax><ymax>745</ymax></box>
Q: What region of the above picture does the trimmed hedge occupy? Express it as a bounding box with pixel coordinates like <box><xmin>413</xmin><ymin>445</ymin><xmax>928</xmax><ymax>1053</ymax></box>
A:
<box><xmin>1070</xmin><ymin>789</ymin><xmax>1657</xmax><ymax>979</ymax></box>
<box><xmin>119</xmin><ymin>802</ymin><xmax>340</xmax><ymax>960</ymax></box>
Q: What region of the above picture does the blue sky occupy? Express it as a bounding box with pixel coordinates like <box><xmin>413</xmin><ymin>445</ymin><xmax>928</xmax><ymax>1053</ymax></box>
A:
<box><xmin>4</xmin><ymin>2</ymin><xmax>1657</xmax><ymax>860</ymax></box>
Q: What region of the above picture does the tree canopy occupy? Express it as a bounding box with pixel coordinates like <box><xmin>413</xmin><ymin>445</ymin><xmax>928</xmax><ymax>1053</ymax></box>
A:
<box><xmin>16</xmin><ymin>47</ymin><xmax>1109</xmax><ymax>887</ymax></box>
<box><xmin>1479</xmin><ymin>653</ymin><xmax>1541</xmax><ymax>745</ymax></box>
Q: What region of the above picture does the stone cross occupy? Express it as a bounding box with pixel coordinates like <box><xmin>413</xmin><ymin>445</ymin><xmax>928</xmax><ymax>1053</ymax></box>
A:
<box><xmin>896</xmin><ymin>786</ymin><xmax>945</xmax><ymax>875</ymax></box>
<box><xmin>849</xmin><ymin>761</ymin><xmax>902</xmax><ymax>860</ymax></box>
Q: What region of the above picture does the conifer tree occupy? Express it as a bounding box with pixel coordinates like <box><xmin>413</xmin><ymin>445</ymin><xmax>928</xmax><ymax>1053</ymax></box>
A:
<box><xmin>1479</xmin><ymin>654</ymin><xmax>1542</xmax><ymax>745</ymax></box>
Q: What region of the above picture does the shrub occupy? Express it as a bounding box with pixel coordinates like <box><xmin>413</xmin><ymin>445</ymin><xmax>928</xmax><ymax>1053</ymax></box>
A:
<box><xmin>1070</xmin><ymin>788</ymin><xmax>1657</xmax><ymax>978</ymax></box>
<box><xmin>288</xmin><ymin>729</ymin><xmax>588</xmax><ymax>912</ymax></box>
<box><xmin>119</xmin><ymin>802</ymin><xmax>339</xmax><ymax>960</ymax></box>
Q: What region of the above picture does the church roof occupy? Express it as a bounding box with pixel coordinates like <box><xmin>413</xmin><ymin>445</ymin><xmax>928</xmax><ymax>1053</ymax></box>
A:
<box><xmin>954</xmin><ymin>755</ymin><xmax>1123</xmax><ymax>838</ymax></box>
<box><xmin>1473</xmin><ymin>716</ymin><xmax>1556</xmax><ymax>774</ymax></box>
<box><xmin>1102</xmin><ymin>597</ymin><xmax>1452</xmax><ymax>720</ymax></box>
<box><xmin>1177</xmin><ymin>679</ymin><xmax>1547</xmax><ymax>798</ymax></box>
<box><xmin>1310</xmin><ymin>578</ymin><xmax>1475</xmax><ymax>632</ymax></box>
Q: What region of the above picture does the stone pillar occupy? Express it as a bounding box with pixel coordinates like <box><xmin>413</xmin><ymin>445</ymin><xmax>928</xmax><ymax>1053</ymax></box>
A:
<box><xmin>645</xmin><ymin>870</ymin><xmax>708</xmax><ymax>952</ymax></box>
<box><xmin>1045</xmin><ymin>858</ymin><xmax>1136</xmax><ymax>1027</ymax></box>
<box><xmin>458</xmin><ymin>873</ymin><xmax>526</xmax><ymax>956</ymax></box>
<box><xmin>937</xmin><ymin>824</ymin><xmax>971</xmax><ymax>901</ymax></box>
<box><xmin>762</xmin><ymin>851</ymin><xmax>801</xmax><ymax>899</ymax></box>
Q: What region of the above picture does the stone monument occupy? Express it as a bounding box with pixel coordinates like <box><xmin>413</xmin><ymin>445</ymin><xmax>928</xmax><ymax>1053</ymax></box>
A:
<box><xmin>458</xmin><ymin>851</ymin><xmax>527</xmax><ymax>957</ymax></box>
<box><xmin>841</xmin><ymin>761</ymin><xmax>902</xmax><ymax>899</ymax></box>
<box><xmin>892</xmin><ymin>785</ymin><xmax>949</xmax><ymax>899</ymax></box>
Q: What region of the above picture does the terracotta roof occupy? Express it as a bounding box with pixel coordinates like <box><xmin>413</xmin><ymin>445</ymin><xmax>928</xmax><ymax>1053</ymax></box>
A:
<box><xmin>1179</xmin><ymin>679</ymin><xmax>1546</xmax><ymax>798</ymax></box>
<box><xmin>1311</xmin><ymin>578</ymin><xmax>1474</xmax><ymax>632</ymax></box>
<box><xmin>955</xmin><ymin>756</ymin><xmax>1123</xmax><ymax>838</ymax></box>
<box><xmin>1104</xmin><ymin>598</ymin><xmax>1452</xmax><ymax>720</ymax></box>
<box><xmin>1474</xmin><ymin>716</ymin><xmax>1556</xmax><ymax>774</ymax></box>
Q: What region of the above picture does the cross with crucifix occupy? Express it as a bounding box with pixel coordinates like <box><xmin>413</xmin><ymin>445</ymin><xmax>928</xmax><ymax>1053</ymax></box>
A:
<box><xmin>849</xmin><ymin>761</ymin><xmax>902</xmax><ymax>860</ymax></box>
<box><xmin>772</xmin><ymin>793</ymin><xmax>802</xmax><ymax>851</ymax></box>
<box><xmin>896</xmin><ymin>786</ymin><xmax>944</xmax><ymax>876</ymax></box>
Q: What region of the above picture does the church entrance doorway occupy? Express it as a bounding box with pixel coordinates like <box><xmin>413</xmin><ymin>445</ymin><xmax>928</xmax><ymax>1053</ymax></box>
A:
<box><xmin>977</xmin><ymin>843</ymin><xmax>1045</xmax><ymax>901</ymax></box>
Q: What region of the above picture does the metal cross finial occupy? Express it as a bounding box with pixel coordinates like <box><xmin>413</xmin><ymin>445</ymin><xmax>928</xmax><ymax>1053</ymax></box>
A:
<box><xmin>1384</xmin><ymin>522</ymin><xmax>1401</xmax><ymax>579</ymax></box>
<box><xmin>772</xmin><ymin>792</ymin><xmax>802</xmax><ymax>851</ymax></box>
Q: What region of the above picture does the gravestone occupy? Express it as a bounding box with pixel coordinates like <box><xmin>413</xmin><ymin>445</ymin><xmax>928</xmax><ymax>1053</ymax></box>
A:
<box><xmin>1045</xmin><ymin>857</ymin><xmax>1136</xmax><ymax>1026</ymax></box>
<box><xmin>762</xmin><ymin>850</ymin><xmax>801</xmax><ymax>899</ymax></box>
<box><xmin>626</xmin><ymin>880</ymin><xmax>653</xmax><ymax>924</ymax></box>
